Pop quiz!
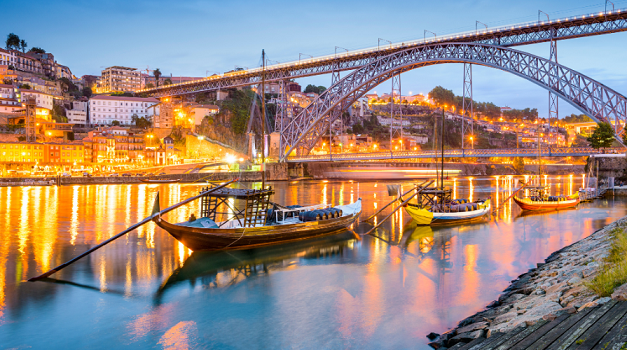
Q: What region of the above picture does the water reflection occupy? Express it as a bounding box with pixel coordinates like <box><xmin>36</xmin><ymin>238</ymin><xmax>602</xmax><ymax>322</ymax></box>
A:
<box><xmin>0</xmin><ymin>176</ymin><xmax>625</xmax><ymax>349</ymax></box>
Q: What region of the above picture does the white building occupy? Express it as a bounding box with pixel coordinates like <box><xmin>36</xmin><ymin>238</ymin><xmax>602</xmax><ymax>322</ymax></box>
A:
<box><xmin>0</xmin><ymin>48</ymin><xmax>15</xmax><ymax>66</ymax></box>
<box><xmin>89</xmin><ymin>95</ymin><xmax>158</xmax><ymax>126</ymax></box>
<box><xmin>18</xmin><ymin>89</ymin><xmax>54</xmax><ymax>110</ymax></box>
<box><xmin>67</xmin><ymin>110</ymin><xmax>87</xmax><ymax>124</ymax></box>
<box><xmin>101</xmin><ymin>66</ymin><xmax>141</xmax><ymax>92</ymax></box>
<box><xmin>190</xmin><ymin>104</ymin><xmax>219</xmax><ymax>125</ymax></box>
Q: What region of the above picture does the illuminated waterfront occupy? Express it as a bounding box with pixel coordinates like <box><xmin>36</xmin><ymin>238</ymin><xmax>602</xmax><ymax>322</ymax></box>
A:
<box><xmin>0</xmin><ymin>177</ymin><xmax>624</xmax><ymax>349</ymax></box>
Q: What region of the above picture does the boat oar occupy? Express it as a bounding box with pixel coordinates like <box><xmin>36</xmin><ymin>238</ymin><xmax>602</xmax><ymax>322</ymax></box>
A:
<box><xmin>362</xmin><ymin>180</ymin><xmax>429</xmax><ymax>224</ymax></box>
<box><xmin>359</xmin><ymin>180</ymin><xmax>435</xmax><ymax>236</ymax></box>
<box><xmin>28</xmin><ymin>179</ymin><xmax>238</xmax><ymax>281</ymax></box>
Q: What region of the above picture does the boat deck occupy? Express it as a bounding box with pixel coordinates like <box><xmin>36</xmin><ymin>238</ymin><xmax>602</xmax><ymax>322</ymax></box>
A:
<box><xmin>447</xmin><ymin>301</ymin><xmax>627</xmax><ymax>349</ymax></box>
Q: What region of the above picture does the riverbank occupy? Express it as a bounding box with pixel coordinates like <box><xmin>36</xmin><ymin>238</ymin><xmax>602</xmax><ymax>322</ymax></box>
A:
<box><xmin>428</xmin><ymin>216</ymin><xmax>627</xmax><ymax>349</ymax></box>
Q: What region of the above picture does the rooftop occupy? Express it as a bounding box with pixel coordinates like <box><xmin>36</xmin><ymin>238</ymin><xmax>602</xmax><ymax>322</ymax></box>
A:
<box><xmin>90</xmin><ymin>95</ymin><xmax>159</xmax><ymax>102</ymax></box>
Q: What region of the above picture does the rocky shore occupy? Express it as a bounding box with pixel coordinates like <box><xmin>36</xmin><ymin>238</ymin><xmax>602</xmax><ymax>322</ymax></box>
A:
<box><xmin>427</xmin><ymin>217</ymin><xmax>627</xmax><ymax>349</ymax></box>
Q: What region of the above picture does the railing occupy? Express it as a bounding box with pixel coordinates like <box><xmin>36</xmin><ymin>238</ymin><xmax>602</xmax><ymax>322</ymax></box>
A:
<box><xmin>286</xmin><ymin>147</ymin><xmax>625</xmax><ymax>162</ymax></box>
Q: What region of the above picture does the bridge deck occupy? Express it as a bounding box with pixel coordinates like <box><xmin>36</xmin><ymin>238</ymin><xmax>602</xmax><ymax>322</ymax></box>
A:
<box><xmin>448</xmin><ymin>301</ymin><xmax>627</xmax><ymax>350</ymax></box>
<box><xmin>286</xmin><ymin>148</ymin><xmax>625</xmax><ymax>162</ymax></box>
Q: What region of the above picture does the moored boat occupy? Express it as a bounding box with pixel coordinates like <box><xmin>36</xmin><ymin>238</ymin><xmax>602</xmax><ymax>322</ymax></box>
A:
<box><xmin>513</xmin><ymin>186</ymin><xmax>579</xmax><ymax>211</ymax></box>
<box><xmin>154</xmin><ymin>186</ymin><xmax>361</xmax><ymax>251</ymax></box>
<box><xmin>402</xmin><ymin>187</ymin><xmax>491</xmax><ymax>226</ymax></box>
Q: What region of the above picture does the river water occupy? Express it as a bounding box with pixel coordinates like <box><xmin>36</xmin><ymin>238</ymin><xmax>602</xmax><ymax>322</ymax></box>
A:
<box><xmin>0</xmin><ymin>176</ymin><xmax>624</xmax><ymax>349</ymax></box>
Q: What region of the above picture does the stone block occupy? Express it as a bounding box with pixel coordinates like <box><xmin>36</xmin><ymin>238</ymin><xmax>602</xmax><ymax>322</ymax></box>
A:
<box><xmin>611</xmin><ymin>283</ymin><xmax>627</xmax><ymax>301</ymax></box>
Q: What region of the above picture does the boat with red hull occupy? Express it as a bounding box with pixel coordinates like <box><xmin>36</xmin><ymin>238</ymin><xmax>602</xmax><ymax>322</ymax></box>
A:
<box><xmin>513</xmin><ymin>186</ymin><xmax>579</xmax><ymax>211</ymax></box>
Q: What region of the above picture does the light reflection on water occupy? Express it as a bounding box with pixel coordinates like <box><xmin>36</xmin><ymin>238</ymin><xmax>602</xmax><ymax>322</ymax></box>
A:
<box><xmin>0</xmin><ymin>176</ymin><xmax>624</xmax><ymax>349</ymax></box>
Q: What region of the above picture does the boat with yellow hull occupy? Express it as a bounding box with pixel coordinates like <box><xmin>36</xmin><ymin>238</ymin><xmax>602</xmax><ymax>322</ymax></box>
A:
<box><xmin>404</xmin><ymin>198</ymin><xmax>491</xmax><ymax>226</ymax></box>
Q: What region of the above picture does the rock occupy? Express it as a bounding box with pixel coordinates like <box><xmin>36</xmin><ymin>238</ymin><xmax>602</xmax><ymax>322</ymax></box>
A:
<box><xmin>596</xmin><ymin>296</ymin><xmax>612</xmax><ymax>305</ymax></box>
<box><xmin>494</xmin><ymin>311</ymin><xmax>518</xmax><ymax>324</ymax></box>
<box><xmin>611</xmin><ymin>283</ymin><xmax>627</xmax><ymax>301</ymax></box>
<box><xmin>504</xmin><ymin>294</ymin><xmax>526</xmax><ymax>304</ymax></box>
<box><xmin>561</xmin><ymin>285</ymin><xmax>587</xmax><ymax>300</ymax></box>
<box><xmin>546</xmin><ymin>292</ymin><xmax>563</xmax><ymax>303</ymax></box>
<box><xmin>426</xmin><ymin>332</ymin><xmax>440</xmax><ymax>340</ymax></box>
<box><xmin>567</xmin><ymin>277</ymin><xmax>582</xmax><ymax>285</ymax></box>
<box><xmin>545</xmin><ymin>282</ymin><xmax>567</xmax><ymax>295</ymax></box>
<box><xmin>447</xmin><ymin>330</ymin><xmax>484</xmax><ymax>347</ymax></box>
<box><xmin>486</xmin><ymin>300</ymin><xmax>501</xmax><ymax>308</ymax></box>
<box><xmin>428</xmin><ymin>339</ymin><xmax>445</xmax><ymax>349</ymax></box>
<box><xmin>456</xmin><ymin>322</ymin><xmax>489</xmax><ymax>334</ymax></box>
<box><xmin>560</xmin><ymin>295</ymin><xmax>574</xmax><ymax>307</ymax></box>
<box><xmin>578</xmin><ymin>301</ymin><xmax>598</xmax><ymax>311</ymax></box>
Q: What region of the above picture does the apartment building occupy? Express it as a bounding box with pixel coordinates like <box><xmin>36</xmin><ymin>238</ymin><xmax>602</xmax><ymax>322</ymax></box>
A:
<box><xmin>101</xmin><ymin>66</ymin><xmax>141</xmax><ymax>92</ymax></box>
<box><xmin>0</xmin><ymin>48</ymin><xmax>15</xmax><ymax>66</ymax></box>
<box><xmin>89</xmin><ymin>95</ymin><xmax>158</xmax><ymax>126</ymax></box>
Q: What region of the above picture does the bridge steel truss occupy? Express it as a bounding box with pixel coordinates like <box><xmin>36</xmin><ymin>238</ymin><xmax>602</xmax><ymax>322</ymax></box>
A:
<box><xmin>141</xmin><ymin>11</ymin><xmax>627</xmax><ymax>98</ymax></box>
<box><xmin>279</xmin><ymin>42</ymin><xmax>627</xmax><ymax>161</ymax></box>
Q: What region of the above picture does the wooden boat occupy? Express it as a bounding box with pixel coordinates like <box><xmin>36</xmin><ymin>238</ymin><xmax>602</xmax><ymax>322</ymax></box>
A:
<box><xmin>513</xmin><ymin>186</ymin><xmax>579</xmax><ymax>211</ymax></box>
<box><xmin>140</xmin><ymin>178</ymin><xmax>181</xmax><ymax>184</ymax></box>
<box><xmin>154</xmin><ymin>186</ymin><xmax>362</xmax><ymax>251</ymax></box>
<box><xmin>402</xmin><ymin>187</ymin><xmax>491</xmax><ymax>226</ymax></box>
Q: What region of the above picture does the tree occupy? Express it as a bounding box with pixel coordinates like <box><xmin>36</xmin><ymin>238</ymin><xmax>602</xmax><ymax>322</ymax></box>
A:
<box><xmin>132</xmin><ymin>114</ymin><xmax>152</xmax><ymax>128</ymax></box>
<box><xmin>586</xmin><ymin>122</ymin><xmax>615</xmax><ymax>150</ymax></box>
<box><xmin>18</xmin><ymin>83</ymin><xmax>31</xmax><ymax>90</ymax></box>
<box><xmin>2</xmin><ymin>77</ymin><xmax>13</xmax><ymax>85</ymax></box>
<box><xmin>513</xmin><ymin>157</ymin><xmax>525</xmax><ymax>174</ymax></box>
<box><xmin>5</xmin><ymin>33</ymin><xmax>20</xmax><ymax>50</ymax></box>
<box><xmin>428</xmin><ymin>86</ymin><xmax>456</xmax><ymax>107</ymax></box>
<box><xmin>111</xmin><ymin>120</ymin><xmax>120</xmax><ymax>126</ymax></box>
<box><xmin>145</xmin><ymin>82</ymin><xmax>155</xmax><ymax>89</ymax></box>
<box><xmin>82</xmin><ymin>86</ymin><xmax>92</xmax><ymax>98</ymax></box>
<box><xmin>304</xmin><ymin>84</ymin><xmax>326</xmax><ymax>94</ymax></box>
<box><xmin>51</xmin><ymin>104</ymin><xmax>67</xmax><ymax>122</ymax></box>
<box><xmin>59</xmin><ymin>77</ymin><xmax>78</xmax><ymax>92</ymax></box>
<box><xmin>19</xmin><ymin>39</ymin><xmax>27</xmax><ymax>53</ymax></box>
<box><xmin>28</xmin><ymin>47</ymin><xmax>45</xmax><ymax>54</ymax></box>
<box><xmin>163</xmin><ymin>78</ymin><xmax>172</xmax><ymax>86</ymax></box>
<box><xmin>153</xmin><ymin>68</ymin><xmax>162</xmax><ymax>87</ymax></box>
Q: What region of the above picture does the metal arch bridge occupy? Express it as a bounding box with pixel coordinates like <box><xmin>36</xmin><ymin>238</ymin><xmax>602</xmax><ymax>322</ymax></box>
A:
<box><xmin>138</xmin><ymin>9</ymin><xmax>627</xmax><ymax>97</ymax></box>
<box><xmin>286</xmin><ymin>147</ymin><xmax>624</xmax><ymax>162</ymax></box>
<box><xmin>279</xmin><ymin>42</ymin><xmax>627</xmax><ymax>160</ymax></box>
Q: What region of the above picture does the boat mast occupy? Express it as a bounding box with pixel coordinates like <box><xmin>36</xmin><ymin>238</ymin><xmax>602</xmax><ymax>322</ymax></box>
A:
<box><xmin>261</xmin><ymin>49</ymin><xmax>266</xmax><ymax>189</ymax></box>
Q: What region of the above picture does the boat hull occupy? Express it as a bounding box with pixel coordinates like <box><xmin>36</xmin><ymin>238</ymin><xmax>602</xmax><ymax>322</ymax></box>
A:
<box><xmin>154</xmin><ymin>203</ymin><xmax>361</xmax><ymax>251</ymax></box>
<box><xmin>513</xmin><ymin>196</ymin><xmax>579</xmax><ymax>211</ymax></box>
<box><xmin>404</xmin><ymin>199</ymin><xmax>491</xmax><ymax>226</ymax></box>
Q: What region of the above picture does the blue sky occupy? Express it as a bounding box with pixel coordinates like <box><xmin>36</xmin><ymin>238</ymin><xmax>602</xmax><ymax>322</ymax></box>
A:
<box><xmin>5</xmin><ymin>0</ymin><xmax>627</xmax><ymax>118</ymax></box>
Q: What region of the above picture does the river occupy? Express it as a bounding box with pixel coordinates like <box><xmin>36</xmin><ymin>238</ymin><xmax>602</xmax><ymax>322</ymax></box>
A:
<box><xmin>0</xmin><ymin>176</ymin><xmax>624</xmax><ymax>349</ymax></box>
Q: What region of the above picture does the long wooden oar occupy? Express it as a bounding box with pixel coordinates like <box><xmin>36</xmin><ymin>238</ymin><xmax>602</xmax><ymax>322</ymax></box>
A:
<box><xmin>28</xmin><ymin>179</ymin><xmax>238</xmax><ymax>281</ymax></box>
<box><xmin>360</xmin><ymin>180</ymin><xmax>435</xmax><ymax>236</ymax></box>
<box><xmin>362</xmin><ymin>180</ymin><xmax>429</xmax><ymax>223</ymax></box>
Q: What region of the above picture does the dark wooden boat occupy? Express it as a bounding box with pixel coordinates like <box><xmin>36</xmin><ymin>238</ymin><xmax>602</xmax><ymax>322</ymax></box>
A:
<box><xmin>154</xmin><ymin>186</ymin><xmax>362</xmax><ymax>251</ymax></box>
<box><xmin>140</xmin><ymin>178</ymin><xmax>181</xmax><ymax>184</ymax></box>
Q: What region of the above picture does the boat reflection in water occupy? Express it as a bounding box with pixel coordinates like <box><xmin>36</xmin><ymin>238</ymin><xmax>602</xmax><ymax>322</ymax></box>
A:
<box><xmin>155</xmin><ymin>231</ymin><xmax>360</xmax><ymax>303</ymax></box>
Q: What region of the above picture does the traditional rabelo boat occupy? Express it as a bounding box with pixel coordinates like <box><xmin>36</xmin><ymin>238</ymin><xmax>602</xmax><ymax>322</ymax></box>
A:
<box><xmin>513</xmin><ymin>185</ymin><xmax>579</xmax><ymax>211</ymax></box>
<box><xmin>140</xmin><ymin>178</ymin><xmax>181</xmax><ymax>184</ymax></box>
<box><xmin>153</xmin><ymin>186</ymin><xmax>362</xmax><ymax>251</ymax></box>
<box><xmin>401</xmin><ymin>187</ymin><xmax>491</xmax><ymax>226</ymax></box>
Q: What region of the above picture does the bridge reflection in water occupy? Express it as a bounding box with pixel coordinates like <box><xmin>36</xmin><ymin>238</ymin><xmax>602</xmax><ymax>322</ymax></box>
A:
<box><xmin>0</xmin><ymin>177</ymin><xmax>625</xmax><ymax>349</ymax></box>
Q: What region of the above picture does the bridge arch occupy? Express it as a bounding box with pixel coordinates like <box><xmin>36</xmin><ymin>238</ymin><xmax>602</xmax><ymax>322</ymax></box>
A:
<box><xmin>280</xmin><ymin>42</ymin><xmax>627</xmax><ymax>160</ymax></box>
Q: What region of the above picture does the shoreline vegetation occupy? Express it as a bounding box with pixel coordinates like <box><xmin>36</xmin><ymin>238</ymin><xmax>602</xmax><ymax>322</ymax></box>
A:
<box><xmin>427</xmin><ymin>217</ymin><xmax>627</xmax><ymax>349</ymax></box>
